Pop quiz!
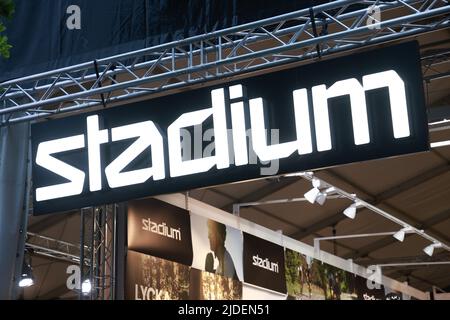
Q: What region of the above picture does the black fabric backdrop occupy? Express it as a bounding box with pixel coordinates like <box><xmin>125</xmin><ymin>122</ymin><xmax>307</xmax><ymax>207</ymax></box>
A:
<box><xmin>0</xmin><ymin>0</ymin><xmax>336</xmax><ymax>81</ymax></box>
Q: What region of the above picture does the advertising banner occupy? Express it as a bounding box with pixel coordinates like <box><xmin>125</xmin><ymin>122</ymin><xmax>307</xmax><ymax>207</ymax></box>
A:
<box><xmin>125</xmin><ymin>250</ymin><xmax>190</xmax><ymax>300</ymax></box>
<box><xmin>354</xmin><ymin>275</ymin><xmax>403</xmax><ymax>300</ymax></box>
<box><xmin>189</xmin><ymin>269</ymin><xmax>242</xmax><ymax>300</ymax></box>
<box><xmin>125</xmin><ymin>251</ymin><xmax>242</xmax><ymax>300</ymax></box>
<box><xmin>31</xmin><ymin>41</ymin><xmax>428</xmax><ymax>214</ymax></box>
<box><xmin>127</xmin><ymin>198</ymin><xmax>193</xmax><ymax>266</ymax></box>
<box><xmin>242</xmin><ymin>284</ymin><xmax>287</xmax><ymax>300</ymax></box>
<box><xmin>285</xmin><ymin>249</ymin><xmax>326</xmax><ymax>300</ymax></box>
<box><xmin>123</xmin><ymin>197</ymin><xmax>408</xmax><ymax>300</ymax></box>
<box><xmin>354</xmin><ymin>275</ymin><xmax>386</xmax><ymax>300</ymax></box>
<box><xmin>243</xmin><ymin>233</ymin><xmax>286</xmax><ymax>294</ymax></box>
<box><xmin>190</xmin><ymin>214</ymin><xmax>243</xmax><ymax>281</ymax></box>
<box><xmin>285</xmin><ymin>248</ymin><xmax>358</xmax><ymax>300</ymax></box>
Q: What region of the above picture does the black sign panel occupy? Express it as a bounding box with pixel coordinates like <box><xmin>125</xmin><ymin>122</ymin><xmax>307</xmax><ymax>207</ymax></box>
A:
<box><xmin>31</xmin><ymin>41</ymin><xmax>428</xmax><ymax>214</ymax></box>
<box><xmin>353</xmin><ymin>275</ymin><xmax>404</xmax><ymax>300</ymax></box>
<box><xmin>354</xmin><ymin>275</ymin><xmax>386</xmax><ymax>300</ymax></box>
<box><xmin>243</xmin><ymin>233</ymin><xmax>286</xmax><ymax>293</ymax></box>
<box><xmin>127</xmin><ymin>198</ymin><xmax>193</xmax><ymax>266</ymax></box>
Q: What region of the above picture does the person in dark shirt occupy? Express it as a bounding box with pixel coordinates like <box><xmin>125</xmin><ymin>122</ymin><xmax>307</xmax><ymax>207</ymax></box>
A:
<box><xmin>205</xmin><ymin>219</ymin><xmax>238</xmax><ymax>280</ymax></box>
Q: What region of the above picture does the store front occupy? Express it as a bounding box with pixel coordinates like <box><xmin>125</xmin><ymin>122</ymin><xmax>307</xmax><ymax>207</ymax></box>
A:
<box><xmin>1</xmin><ymin>0</ymin><xmax>449</xmax><ymax>301</ymax></box>
<box><xmin>19</xmin><ymin>41</ymin><xmax>437</xmax><ymax>300</ymax></box>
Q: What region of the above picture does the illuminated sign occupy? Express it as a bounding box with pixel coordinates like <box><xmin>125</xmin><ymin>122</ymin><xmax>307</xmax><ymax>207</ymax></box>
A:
<box><xmin>31</xmin><ymin>41</ymin><xmax>428</xmax><ymax>214</ymax></box>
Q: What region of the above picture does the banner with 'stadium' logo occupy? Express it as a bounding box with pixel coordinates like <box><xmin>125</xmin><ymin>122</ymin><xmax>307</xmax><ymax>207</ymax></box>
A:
<box><xmin>126</xmin><ymin>198</ymin><xmax>287</xmax><ymax>296</ymax></box>
<box><xmin>31</xmin><ymin>41</ymin><xmax>428</xmax><ymax>215</ymax></box>
<box><xmin>125</xmin><ymin>197</ymin><xmax>405</xmax><ymax>299</ymax></box>
<box><xmin>127</xmin><ymin>198</ymin><xmax>193</xmax><ymax>266</ymax></box>
<box><xmin>243</xmin><ymin>233</ymin><xmax>287</xmax><ymax>294</ymax></box>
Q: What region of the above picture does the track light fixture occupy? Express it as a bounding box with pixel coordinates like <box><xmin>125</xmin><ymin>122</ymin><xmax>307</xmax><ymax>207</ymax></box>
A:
<box><xmin>304</xmin><ymin>181</ymin><xmax>335</xmax><ymax>205</ymax></box>
<box><xmin>296</xmin><ymin>172</ymin><xmax>450</xmax><ymax>257</ymax></box>
<box><xmin>316</xmin><ymin>187</ymin><xmax>335</xmax><ymax>205</ymax></box>
<box><xmin>393</xmin><ymin>227</ymin><xmax>414</xmax><ymax>242</ymax></box>
<box><xmin>315</xmin><ymin>191</ymin><xmax>327</xmax><ymax>205</ymax></box>
<box><xmin>18</xmin><ymin>249</ymin><xmax>34</xmax><ymax>288</ymax></box>
<box><xmin>423</xmin><ymin>243</ymin><xmax>443</xmax><ymax>257</ymax></box>
<box><xmin>343</xmin><ymin>201</ymin><xmax>362</xmax><ymax>219</ymax></box>
<box><xmin>304</xmin><ymin>187</ymin><xmax>321</xmax><ymax>204</ymax></box>
<box><xmin>312</xmin><ymin>178</ymin><xmax>324</xmax><ymax>188</ymax></box>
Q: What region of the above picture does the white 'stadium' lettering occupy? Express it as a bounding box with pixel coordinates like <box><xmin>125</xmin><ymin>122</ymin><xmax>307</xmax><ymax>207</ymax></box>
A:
<box><xmin>230</xmin><ymin>84</ymin><xmax>249</xmax><ymax>166</ymax></box>
<box><xmin>36</xmin><ymin>116</ymin><xmax>165</xmax><ymax>201</ymax></box>
<box><xmin>312</xmin><ymin>70</ymin><xmax>409</xmax><ymax>151</ymax></box>
<box><xmin>141</xmin><ymin>218</ymin><xmax>182</xmax><ymax>241</ymax></box>
<box><xmin>35</xmin><ymin>70</ymin><xmax>410</xmax><ymax>201</ymax></box>
<box><xmin>252</xmin><ymin>254</ymin><xmax>279</xmax><ymax>273</ymax></box>
<box><xmin>249</xmin><ymin>87</ymin><xmax>313</xmax><ymax>161</ymax></box>
<box><xmin>168</xmin><ymin>88</ymin><xmax>229</xmax><ymax>177</ymax></box>
<box><xmin>105</xmin><ymin>119</ymin><xmax>165</xmax><ymax>188</ymax></box>
<box><xmin>35</xmin><ymin>135</ymin><xmax>85</xmax><ymax>201</ymax></box>
<box><xmin>87</xmin><ymin>115</ymin><xmax>108</xmax><ymax>192</ymax></box>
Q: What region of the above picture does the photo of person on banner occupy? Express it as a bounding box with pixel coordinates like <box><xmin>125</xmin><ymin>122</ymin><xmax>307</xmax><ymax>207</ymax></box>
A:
<box><xmin>190</xmin><ymin>214</ymin><xmax>243</xmax><ymax>282</ymax></box>
<box><xmin>205</xmin><ymin>220</ymin><xmax>238</xmax><ymax>280</ymax></box>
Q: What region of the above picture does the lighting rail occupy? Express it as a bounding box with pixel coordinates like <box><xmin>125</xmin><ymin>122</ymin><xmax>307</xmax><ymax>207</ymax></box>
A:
<box><xmin>293</xmin><ymin>171</ymin><xmax>450</xmax><ymax>256</ymax></box>
<box><xmin>377</xmin><ymin>261</ymin><xmax>450</xmax><ymax>268</ymax></box>
<box><xmin>1</xmin><ymin>0</ymin><xmax>449</xmax><ymax>126</ymax></box>
<box><xmin>313</xmin><ymin>231</ymin><xmax>401</xmax><ymax>255</ymax></box>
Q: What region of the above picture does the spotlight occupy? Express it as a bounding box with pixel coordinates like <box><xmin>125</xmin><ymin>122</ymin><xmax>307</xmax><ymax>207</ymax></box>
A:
<box><xmin>423</xmin><ymin>243</ymin><xmax>442</xmax><ymax>257</ymax></box>
<box><xmin>318</xmin><ymin>187</ymin><xmax>336</xmax><ymax>205</ymax></box>
<box><xmin>343</xmin><ymin>203</ymin><xmax>357</xmax><ymax>219</ymax></box>
<box><xmin>304</xmin><ymin>187</ymin><xmax>321</xmax><ymax>204</ymax></box>
<box><xmin>312</xmin><ymin>178</ymin><xmax>324</xmax><ymax>188</ymax></box>
<box><xmin>18</xmin><ymin>277</ymin><xmax>33</xmax><ymax>288</ymax></box>
<box><xmin>423</xmin><ymin>244</ymin><xmax>433</xmax><ymax>257</ymax></box>
<box><xmin>393</xmin><ymin>227</ymin><xmax>413</xmax><ymax>242</ymax></box>
<box><xmin>315</xmin><ymin>192</ymin><xmax>327</xmax><ymax>205</ymax></box>
<box><xmin>305</xmin><ymin>186</ymin><xmax>335</xmax><ymax>205</ymax></box>
<box><xmin>82</xmin><ymin>279</ymin><xmax>92</xmax><ymax>294</ymax></box>
<box><xmin>18</xmin><ymin>252</ymin><xmax>34</xmax><ymax>288</ymax></box>
<box><xmin>393</xmin><ymin>230</ymin><xmax>405</xmax><ymax>242</ymax></box>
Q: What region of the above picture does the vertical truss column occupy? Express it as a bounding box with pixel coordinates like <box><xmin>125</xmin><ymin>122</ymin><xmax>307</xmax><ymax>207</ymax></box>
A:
<box><xmin>91</xmin><ymin>205</ymin><xmax>116</xmax><ymax>300</ymax></box>
<box><xmin>80</xmin><ymin>204</ymin><xmax>116</xmax><ymax>300</ymax></box>
<box><xmin>79</xmin><ymin>207</ymin><xmax>92</xmax><ymax>300</ymax></box>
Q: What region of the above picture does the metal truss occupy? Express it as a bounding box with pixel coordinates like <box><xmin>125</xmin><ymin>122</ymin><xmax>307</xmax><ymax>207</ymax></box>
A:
<box><xmin>26</xmin><ymin>206</ymin><xmax>117</xmax><ymax>300</ymax></box>
<box><xmin>80</xmin><ymin>205</ymin><xmax>117</xmax><ymax>300</ymax></box>
<box><xmin>1</xmin><ymin>0</ymin><xmax>449</xmax><ymax>126</ymax></box>
<box><xmin>421</xmin><ymin>47</ymin><xmax>450</xmax><ymax>82</ymax></box>
<box><xmin>26</xmin><ymin>232</ymin><xmax>89</xmax><ymax>265</ymax></box>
